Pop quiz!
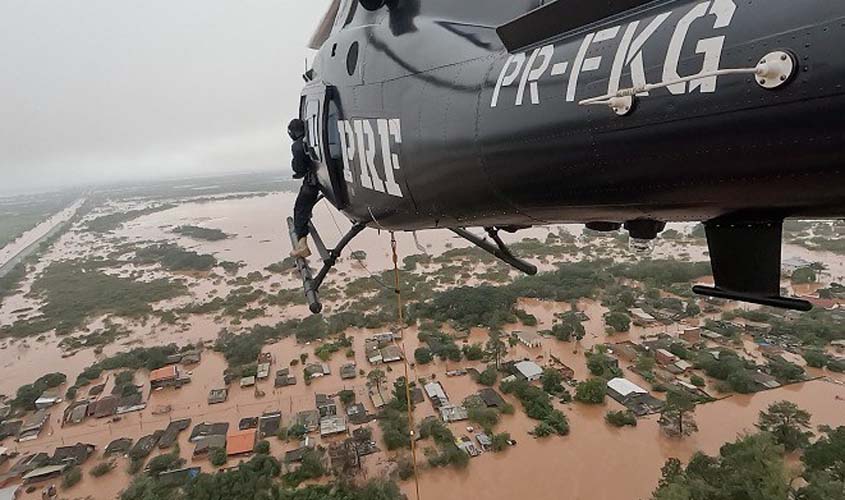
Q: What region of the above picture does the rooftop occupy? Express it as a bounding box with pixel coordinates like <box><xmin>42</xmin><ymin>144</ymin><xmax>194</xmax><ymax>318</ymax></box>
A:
<box><xmin>226</xmin><ymin>429</ymin><xmax>256</xmax><ymax>456</ymax></box>
<box><xmin>607</xmin><ymin>378</ymin><xmax>648</xmax><ymax>398</ymax></box>
<box><xmin>149</xmin><ymin>365</ymin><xmax>178</xmax><ymax>383</ymax></box>
<box><xmin>514</xmin><ymin>360</ymin><xmax>543</xmax><ymax>380</ymax></box>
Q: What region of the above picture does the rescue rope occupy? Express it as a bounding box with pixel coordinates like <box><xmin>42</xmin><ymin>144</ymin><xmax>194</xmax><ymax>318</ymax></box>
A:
<box><xmin>390</xmin><ymin>231</ymin><xmax>421</xmax><ymax>500</ymax></box>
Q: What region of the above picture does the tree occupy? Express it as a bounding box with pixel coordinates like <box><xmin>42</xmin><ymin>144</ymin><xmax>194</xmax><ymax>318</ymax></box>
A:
<box><xmin>604</xmin><ymin>311</ymin><xmax>631</xmax><ymax>333</ymax></box>
<box><xmin>288</xmin><ymin>423</ymin><xmax>307</xmax><ymax>440</ymax></box>
<box><xmin>476</xmin><ymin>365</ymin><xmax>497</xmax><ymax>386</ymax></box>
<box><xmin>659</xmin><ymin>390</ymin><xmax>698</xmax><ymax>437</ymax></box>
<box><xmin>636</xmin><ymin>354</ymin><xmax>656</xmax><ymax>373</ymax></box>
<box><xmin>209</xmin><ymin>447</ymin><xmax>227</xmax><ymax>467</ymax></box>
<box><xmin>791</xmin><ymin>267</ymin><xmax>817</xmax><ymax>284</ymax></box>
<box><xmin>756</xmin><ymin>400</ymin><xmax>813</xmax><ymax>451</ymax></box>
<box><xmin>63</xmin><ymin>466</ymin><xmax>82</xmax><ymax>488</ymax></box>
<box><xmin>414</xmin><ymin>347</ymin><xmax>433</xmax><ymax>365</ymax></box>
<box><xmin>338</xmin><ymin>389</ymin><xmax>355</xmax><ymax>406</ymax></box>
<box><xmin>803</xmin><ymin>349</ymin><xmax>828</xmax><ymax>369</ymax></box>
<box><xmin>606</xmin><ymin>410</ymin><xmax>637</xmax><ymax>427</ymax></box>
<box><xmin>541</xmin><ymin>368</ymin><xmax>564</xmax><ymax>394</ymax></box>
<box><xmin>690</xmin><ymin>375</ymin><xmax>706</xmax><ymax>387</ymax></box>
<box><xmin>491</xmin><ymin>432</ymin><xmax>511</xmax><ymax>452</ymax></box>
<box><xmin>802</xmin><ymin>426</ymin><xmax>845</xmax><ymax>482</ymax></box>
<box><xmin>462</xmin><ymin>343</ymin><xmax>484</xmax><ymax>361</ymax></box>
<box><xmin>485</xmin><ymin>331</ymin><xmax>507</xmax><ymax>369</ymax></box>
<box><xmin>574</xmin><ymin>378</ymin><xmax>606</xmax><ymax>404</ymax></box>
<box><xmin>652</xmin><ymin>433</ymin><xmax>789</xmax><ymax>500</ymax></box>
<box><xmin>147</xmin><ymin>453</ymin><xmax>183</xmax><ymax>475</ymax></box>
<box><xmin>368</xmin><ymin>369</ymin><xmax>387</xmax><ymax>400</ymax></box>
<box><xmin>254</xmin><ymin>440</ymin><xmax>270</xmax><ymax>454</ymax></box>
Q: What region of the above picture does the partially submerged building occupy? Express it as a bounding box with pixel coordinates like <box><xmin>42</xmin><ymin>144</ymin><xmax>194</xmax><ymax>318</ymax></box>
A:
<box><xmin>190</xmin><ymin>422</ymin><xmax>229</xmax><ymax>443</ymax></box>
<box><xmin>304</xmin><ymin>363</ymin><xmax>330</xmax><ymax>379</ymax></box>
<box><xmin>104</xmin><ymin>438</ymin><xmax>133</xmax><ymax>457</ymax></box>
<box><xmin>514</xmin><ymin>360</ymin><xmax>543</xmax><ymax>382</ymax></box>
<box><xmin>424</xmin><ymin>382</ymin><xmax>449</xmax><ymax>408</ymax></box>
<box><xmin>274</xmin><ymin>368</ymin><xmax>296</xmax><ymax>387</ymax></box>
<box><xmin>346</xmin><ymin>403</ymin><xmax>370</xmax><ymax>425</ymax></box>
<box><xmin>51</xmin><ymin>443</ymin><xmax>95</xmax><ymax>466</ymax></box>
<box><xmin>18</xmin><ymin>409</ymin><xmax>49</xmax><ymax>442</ymax></box>
<box><xmin>478</xmin><ymin>388</ymin><xmax>506</xmax><ymax>409</ymax></box>
<box><xmin>207</xmin><ymin>388</ymin><xmax>228</xmax><ymax>405</ymax></box>
<box><xmin>515</xmin><ymin>331</ymin><xmax>542</xmax><ymax>349</ymax></box>
<box><xmin>193</xmin><ymin>435</ymin><xmax>226</xmax><ymax>457</ymax></box>
<box><xmin>607</xmin><ymin>378</ymin><xmax>664</xmax><ymax>416</ymax></box>
<box><xmin>131</xmin><ymin>431</ymin><xmax>164</xmax><ymax>459</ymax></box>
<box><xmin>316</xmin><ymin>394</ymin><xmax>338</xmax><ymax>418</ymax></box>
<box><xmin>295</xmin><ymin>410</ymin><xmax>320</xmax><ymax>433</ymax></box>
<box><xmin>340</xmin><ymin>363</ymin><xmax>357</xmax><ymax>380</ymax></box>
<box><xmin>258</xmin><ymin>412</ymin><xmax>282</xmax><ymax>439</ymax></box>
<box><xmin>439</xmin><ymin>405</ymin><xmax>469</xmax><ymax>423</ymax></box>
<box><xmin>226</xmin><ymin>429</ymin><xmax>256</xmax><ymax>457</ymax></box>
<box><xmin>159</xmin><ymin>419</ymin><xmax>191</xmax><ymax>449</ymax></box>
<box><xmin>320</xmin><ymin>416</ymin><xmax>348</xmax><ymax>437</ymax></box>
<box><xmin>149</xmin><ymin>365</ymin><xmax>190</xmax><ymax>390</ymax></box>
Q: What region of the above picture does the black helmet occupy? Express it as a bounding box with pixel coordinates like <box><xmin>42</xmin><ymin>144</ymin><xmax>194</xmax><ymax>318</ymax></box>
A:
<box><xmin>288</xmin><ymin>119</ymin><xmax>305</xmax><ymax>140</ymax></box>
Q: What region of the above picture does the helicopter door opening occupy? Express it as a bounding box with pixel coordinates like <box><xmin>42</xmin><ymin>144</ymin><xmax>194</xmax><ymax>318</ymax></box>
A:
<box><xmin>300</xmin><ymin>85</ymin><xmax>349</xmax><ymax>209</ymax></box>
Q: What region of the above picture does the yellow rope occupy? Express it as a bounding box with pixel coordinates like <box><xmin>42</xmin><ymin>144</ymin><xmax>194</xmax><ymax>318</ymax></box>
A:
<box><xmin>390</xmin><ymin>232</ymin><xmax>421</xmax><ymax>500</ymax></box>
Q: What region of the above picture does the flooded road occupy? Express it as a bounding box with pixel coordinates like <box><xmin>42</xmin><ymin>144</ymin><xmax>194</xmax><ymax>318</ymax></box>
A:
<box><xmin>0</xmin><ymin>198</ymin><xmax>85</xmax><ymax>271</ymax></box>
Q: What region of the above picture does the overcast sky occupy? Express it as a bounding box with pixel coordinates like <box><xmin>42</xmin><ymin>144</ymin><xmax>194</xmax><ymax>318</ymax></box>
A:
<box><xmin>0</xmin><ymin>0</ymin><xmax>332</xmax><ymax>194</ymax></box>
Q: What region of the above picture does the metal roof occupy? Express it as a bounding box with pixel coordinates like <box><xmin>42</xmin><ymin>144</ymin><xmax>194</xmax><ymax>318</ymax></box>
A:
<box><xmin>607</xmin><ymin>378</ymin><xmax>648</xmax><ymax>397</ymax></box>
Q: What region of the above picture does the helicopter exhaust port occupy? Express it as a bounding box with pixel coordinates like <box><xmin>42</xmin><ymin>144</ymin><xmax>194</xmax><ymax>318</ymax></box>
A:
<box><xmin>624</xmin><ymin>219</ymin><xmax>666</xmax><ymax>255</ymax></box>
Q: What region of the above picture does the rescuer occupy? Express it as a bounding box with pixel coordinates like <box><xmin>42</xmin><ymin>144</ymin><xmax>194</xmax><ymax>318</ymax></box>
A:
<box><xmin>288</xmin><ymin>118</ymin><xmax>319</xmax><ymax>259</ymax></box>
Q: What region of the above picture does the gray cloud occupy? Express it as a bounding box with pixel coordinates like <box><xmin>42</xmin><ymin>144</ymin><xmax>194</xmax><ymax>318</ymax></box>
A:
<box><xmin>1</xmin><ymin>0</ymin><xmax>331</xmax><ymax>193</ymax></box>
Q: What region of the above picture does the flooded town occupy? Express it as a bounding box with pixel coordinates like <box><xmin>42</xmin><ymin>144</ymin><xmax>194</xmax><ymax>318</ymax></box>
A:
<box><xmin>0</xmin><ymin>175</ymin><xmax>843</xmax><ymax>500</ymax></box>
<box><xmin>3</xmin><ymin>1</ymin><xmax>845</xmax><ymax>499</ymax></box>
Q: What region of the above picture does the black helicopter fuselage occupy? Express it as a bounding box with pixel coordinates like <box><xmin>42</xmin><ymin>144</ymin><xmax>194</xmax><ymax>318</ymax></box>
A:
<box><xmin>301</xmin><ymin>0</ymin><xmax>845</xmax><ymax>232</ymax></box>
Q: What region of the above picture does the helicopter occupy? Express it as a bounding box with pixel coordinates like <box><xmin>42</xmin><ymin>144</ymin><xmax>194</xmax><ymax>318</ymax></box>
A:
<box><xmin>289</xmin><ymin>0</ymin><xmax>845</xmax><ymax>314</ymax></box>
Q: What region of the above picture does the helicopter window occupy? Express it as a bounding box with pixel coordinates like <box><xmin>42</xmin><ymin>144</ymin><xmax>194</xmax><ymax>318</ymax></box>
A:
<box><xmin>346</xmin><ymin>42</ymin><xmax>359</xmax><ymax>76</ymax></box>
<box><xmin>305</xmin><ymin>99</ymin><xmax>322</xmax><ymax>162</ymax></box>
<box><xmin>332</xmin><ymin>0</ymin><xmax>356</xmax><ymax>33</ymax></box>
<box><xmin>326</xmin><ymin>99</ymin><xmax>342</xmax><ymax>161</ymax></box>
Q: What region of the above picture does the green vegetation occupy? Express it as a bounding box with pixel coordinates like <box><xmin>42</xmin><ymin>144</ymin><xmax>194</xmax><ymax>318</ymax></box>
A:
<box><xmin>0</xmin><ymin>262</ymin><xmax>27</xmax><ymax>300</ymax></box>
<box><xmin>604</xmin><ymin>311</ymin><xmax>631</xmax><ymax>333</ymax></box>
<box><xmin>756</xmin><ymin>400</ymin><xmax>813</xmax><ymax>452</ymax></box>
<box><xmin>338</xmin><ymin>389</ymin><xmax>355</xmax><ymax>406</ymax></box>
<box><xmin>58</xmin><ymin>324</ymin><xmax>130</xmax><ymax>352</ymax></box>
<box><xmin>122</xmin><ymin>453</ymin><xmax>400</xmax><ymax>500</ymax></box>
<box><xmin>651</xmin><ymin>433</ymin><xmax>788</xmax><ymax>500</ymax></box>
<box><xmin>609</xmin><ymin>260</ymin><xmax>711</xmax><ymax>288</ymax></box>
<box><xmin>659</xmin><ymin>390</ymin><xmax>698</xmax><ymax>437</ymax></box>
<box><xmin>69</xmin><ymin>344</ymin><xmax>181</xmax><ymax>394</ymax></box>
<box><xmin>173</xmin><ymin>225</ymin><xmax>230</xmax><ymax>241</ymax></box>
<box><xmin>695</xmin><ymin>350</ymin><xmax>756</xmax><ymax>393</ymax></box>
<box><xmin>146</xmin><ymin>452</ymin><xmax>184</xmax><ymax>475</ymax></box>
<box><xmin>418</xmin><ymin>418</ymin><xmax>469</xmax><ymax>469</ymax></box>
<box><xmin>605</xmin><ymin>410</ymin><xmax>637</xmax><ymax>427</ymax></box>
<box><xmin>414</xmin><ymin>347</ymin><xmax>433</xmax><ymax>365</ymax></box>
<box><xmin>314</xmin><ymin>337</ymin><xmax>351</xmax><ymax>361</ymax></box>
<box><xmin>134</xmin><ymin>243</ymin><xmax>216</xmax><ymax>272</ymax></box>
<box><xmin>12</xmin><ymin>372</ymin><xmax>66</xmax><ymax>410</ymax></box>
<box><xmin>87</xmin><ymin>204</ymin><xmax>176</xmax><ymax>233</ymax></box>
<box><xmin>791</xmin><ymin>267</ymin><xmax>817</xmax><ymax>284</ymax></box>
<box><xmin>462</xmin><ymin>343</ymin><xmax>484</xmax><ymax>361</ymax></box>
<box><xmin>543</xmin><ymin>313</ymin><xmax>585</xmax><ymax>341</ymax></box>
<box><xmin>90</xmin><ymin>461</ymin><xmax>115</xmax><ymax>477</ymax></box>
<box><xmin>254</xmin><ymin>440</ymin><xmax>270</xmax><ymax>455</ymax></box>
<box><xmin>586</xmin><ymin>348</ymin><xmax>622</xmax><ymax>379</ymax></box>
<box><xmin>209</xmin><ymin>447</ymin><xmax>227</xmax><ymax>467</ymax></box>
<box><xmin>476</xmin><ymin>365</ymin><xmax>498</xmax><ymax>386</ymax></box>
<box><xmin>2</xmin><ymin>260</ymin><xmax>185</xmax><ymax>338</ymax></box>
<box><xmin>501</xmin><ymin>378</ymin><xmax>569</xmax><ymax>436</ymax></box>
<box><xmin>541</xmin><ymin>368</ymin><xmax>564</xmax><ymax>395</ymax></box>
<box><xmin>690</xmin><ymin>374</ymin><xmax>706</xmax><ymax>387</ymax></box>
<box><xmin>283</xmin><ymin>449</ymin><xmax>325</xmax><ymax>487</ymax></box>
<box><xmin>574</xmin><ymin>378</ymin><xmax>607</xmax><ymax>404</ymax></box>
<box><xmin>768</xmin><ymin>358</ymin><xmax>805</xmax><ymax>383</ymax></box>
<box><xmin>62</xmin><ymin>466</ymin><xmax>82</xmax><ymax>488</ymax></box>
<box><xmin>417</xmin><ymin>329</ymin><xmax>462</xmax><ymax>362</ymax></box>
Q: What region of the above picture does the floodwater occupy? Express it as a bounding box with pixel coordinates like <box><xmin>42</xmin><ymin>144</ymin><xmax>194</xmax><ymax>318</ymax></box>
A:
<box><xmin>1</xmin><ymin>192</ymin><xmax>844</xmax><ymax>499</ymax></box>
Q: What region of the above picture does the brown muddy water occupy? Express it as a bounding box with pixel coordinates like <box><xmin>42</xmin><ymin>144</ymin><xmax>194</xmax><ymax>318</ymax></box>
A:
<box><xmin>1</xmin><ymin>193</ymin><xmax>844</xmax><ymax>499</ymax></box>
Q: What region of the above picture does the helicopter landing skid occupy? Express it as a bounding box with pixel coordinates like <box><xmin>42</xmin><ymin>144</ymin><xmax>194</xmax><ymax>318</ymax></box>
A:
<box><xmin>286</xmin><ymin>217</ymin><xmax>367</xmax><ymax>314</ymax></box>
<box><xmin>450</xmin><ymin>227</ymin><xmax>538</xmax><ymax>275</ymax></box>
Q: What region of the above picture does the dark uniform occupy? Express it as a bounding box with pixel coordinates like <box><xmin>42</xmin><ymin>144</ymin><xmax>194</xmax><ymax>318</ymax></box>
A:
<box><xmin>289</xmin><ymin>119</ymin><xmax>319</xmax><ymax>240</ymax></box>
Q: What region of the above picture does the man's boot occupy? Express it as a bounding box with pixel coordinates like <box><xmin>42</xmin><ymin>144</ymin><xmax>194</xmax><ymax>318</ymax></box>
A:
<box><xmin>290</xmin><ymin>236</ymin><xmax>311</xmax><ymax>259</ymax></box>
